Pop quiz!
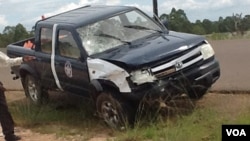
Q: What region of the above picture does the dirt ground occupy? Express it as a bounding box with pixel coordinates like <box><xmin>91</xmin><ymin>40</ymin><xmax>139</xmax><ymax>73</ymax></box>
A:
<box><xmin>209</xmin><ymin>39</ymin><xmax>250</xmax><ymax>92</ymax></box>
<box><xmin>1</xmin><ymin>91</ymin><xmax>250</xmax><ymax>141</ymax></box>
<box><xmin>1</xmin><ymin>90</ymin><xmax>108</xmax><ymax>141</ymax></box>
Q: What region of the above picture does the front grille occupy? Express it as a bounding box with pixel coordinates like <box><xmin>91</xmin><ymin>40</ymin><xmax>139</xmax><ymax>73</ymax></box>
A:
<box><xmin>151</xmin><ymin>46</ymin><xmax>203</xmax><ymax>79</ymax></box>
<box><xmin>154</xmin><ymin>66</ymin><xmax>176</xmax><ymax>78</ymax></box>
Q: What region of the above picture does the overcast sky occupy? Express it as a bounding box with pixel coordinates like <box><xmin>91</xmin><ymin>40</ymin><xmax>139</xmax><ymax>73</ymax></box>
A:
<box><xmin>0</xmin><ymin>0</ymin><xmax>250</xmax><ymax>32</ymax></box>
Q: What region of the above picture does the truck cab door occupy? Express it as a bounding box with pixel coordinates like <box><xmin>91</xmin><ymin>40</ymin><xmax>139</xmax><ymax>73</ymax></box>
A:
<box><xmin>52</xmin><ymin>28</ymin><xmax>90</xmax><ymax>96</ymax></box>
<box><xmin>35</xmin><ymin>27</ymin><xmax>55</xmax><ymax>88</ymax></box>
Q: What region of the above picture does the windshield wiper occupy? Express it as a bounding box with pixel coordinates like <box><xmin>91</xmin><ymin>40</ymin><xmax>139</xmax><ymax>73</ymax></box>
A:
<box><xmin>95</xmin><ymin>33</ymin><xmax>131</xmax><ymax>45</ymax></box>
<box><xmin>123</xmin><ymin>25</ymin><xmax>163</xmax><ymax>33</ymax></box>
<box><xmin>153</xmin><ymin>13</ymin><xmax>169</xmax><ymax>34</ymax></box>
<box><xmin>124</xmin><ymin>25</ymin><xmax>169</xmax><ymax>40</ymax></box>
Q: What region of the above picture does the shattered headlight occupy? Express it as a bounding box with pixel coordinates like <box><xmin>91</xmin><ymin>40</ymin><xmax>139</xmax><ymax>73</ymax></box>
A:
<box><xmin>201</xmin><ymin>41</ymin><xmax>215</xmax><ymax>60</ymax></box>
<box><xmin>130</xmin><ymin>69</ymin><xmax>156</xmax><ymax>85</ymax></box>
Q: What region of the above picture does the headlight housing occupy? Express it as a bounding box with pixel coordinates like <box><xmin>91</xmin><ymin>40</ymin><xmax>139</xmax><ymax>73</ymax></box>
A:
<box><xmin>130</xmin><ymin>69</ymin><xmax>156</xmax><ymax>85</ymax></box>
<box><xmin>201</xmin><ymin>42</ymin><xmax>215</xmax><ymax>60</ymax></box>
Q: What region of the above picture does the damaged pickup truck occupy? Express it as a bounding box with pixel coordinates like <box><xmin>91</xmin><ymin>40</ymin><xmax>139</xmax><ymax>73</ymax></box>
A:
<box><xmin>7</xmin><ymin>5</ymin><xmax>220</xmax><ymax>129</ymax></box>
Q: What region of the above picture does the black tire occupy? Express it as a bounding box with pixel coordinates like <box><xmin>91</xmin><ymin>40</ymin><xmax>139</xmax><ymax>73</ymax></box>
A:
<box><xmin>188</xmin><ymin>88</ymin><xmax>208</xmax><ymax>99</ymax></box>
<box><xmin>23</xmin><ymin>75</ymin><xmax>48</xmax><ymax>105</ymax></box>
<box><xmin>96</xmin><ymin>92</ymin><xmax>134</xmax><ymax>130</ymax></box>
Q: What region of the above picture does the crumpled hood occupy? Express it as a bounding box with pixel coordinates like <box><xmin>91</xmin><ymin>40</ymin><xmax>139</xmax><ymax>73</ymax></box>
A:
<box><xmin>93</xmin><ymin>31</ymin><xmax>205</xmax><ymax>69</ymax></box>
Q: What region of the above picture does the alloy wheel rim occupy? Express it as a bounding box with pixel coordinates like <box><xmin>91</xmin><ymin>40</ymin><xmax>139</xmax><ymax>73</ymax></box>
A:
<box><xmin>102</xmin><ymin>101</ymin><xmax>120</xmax><ymax>128</ymax></box>
<box><xmin>28</xmin><ymin>80</ymin><xmax>38</xmax><ymax>102</ymax></box>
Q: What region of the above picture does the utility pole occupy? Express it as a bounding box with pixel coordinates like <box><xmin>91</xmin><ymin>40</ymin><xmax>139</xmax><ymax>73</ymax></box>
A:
<box><xmin>153</xmin><ymin>0</ymin><xmax>158</xmax><ymax>18</ymax></box>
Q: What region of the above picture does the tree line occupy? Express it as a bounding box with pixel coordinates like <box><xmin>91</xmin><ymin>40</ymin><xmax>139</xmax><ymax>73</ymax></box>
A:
<box><xmin>0</xmin><ymin>24</ymin><xmax>34</xmax><ymax>48</ymax></box>
<box><xmin>1</xmin><ymin>8</ymin><xmax>250</xmax><ymax>48</ymax></box>
<box><xmin>160</xmin><ymin>8</ymin><xmax>250</xmax><ymax>35</ymax></box>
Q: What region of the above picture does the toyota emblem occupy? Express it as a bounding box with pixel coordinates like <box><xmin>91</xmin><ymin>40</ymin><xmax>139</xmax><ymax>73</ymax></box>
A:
<box><xmin>175</xmin><ymin>61</ymin><xmax>183</xmax><ymax>69</ymax></box>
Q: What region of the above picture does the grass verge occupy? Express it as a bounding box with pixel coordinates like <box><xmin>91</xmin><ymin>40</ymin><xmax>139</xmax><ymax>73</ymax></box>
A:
<box><xmin>8</xmin><ymin>93</ymin><xmax>250</xmax><ymax>141</ymax></box>
<box><xmin>205</xmin><ymin>31</ymin><xmax>250</xmax><ymax>40</ymax></box>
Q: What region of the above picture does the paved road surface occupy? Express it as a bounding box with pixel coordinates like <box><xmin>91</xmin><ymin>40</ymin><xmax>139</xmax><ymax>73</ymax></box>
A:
<box><xmin>0</xmin><ymin>49</ymin><xmax>23</xmax><ymax>90</ymax></box>
<box><xmin>209</xmin><ymin>39</ymin><xmax>250</xmax><ymax>92</ymax></box>
<box><xmin>1</xmin><ymin>39</ymin><xmax>250</xmax><ymax>92</ymax></box>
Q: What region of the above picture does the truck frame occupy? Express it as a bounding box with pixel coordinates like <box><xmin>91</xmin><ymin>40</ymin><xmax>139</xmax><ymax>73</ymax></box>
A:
<box><xmin>7</xmin><ymin>5</ymin><xmax>220</xmax><ymax>129</ymax></box>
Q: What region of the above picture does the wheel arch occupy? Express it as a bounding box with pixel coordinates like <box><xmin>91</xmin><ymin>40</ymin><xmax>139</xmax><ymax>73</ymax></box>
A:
<box><xmin>90</xmin><ymin>79</ymin><xmax>120</xmax><ymax>99</ymax></box>
<box><xmin>87</xmin><ymin>58</ymin><xmax>131</xmax><ymax>93</ymax></box>
<box><xmin>19</xmin><ymin>64</ymin><xmax>39</xmax><ymax>79</ymax></box>
<box><xmin>19</xmin><ymin>64</ymin><xmax>40</xmax><ymax>86</ymax></box>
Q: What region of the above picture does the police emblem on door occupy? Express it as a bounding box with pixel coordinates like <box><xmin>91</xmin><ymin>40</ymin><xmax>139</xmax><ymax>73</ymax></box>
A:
<box><xmin>64</xmin><ymin>61</ymin><xmax>72</xmax><ymax>78</ymax></box>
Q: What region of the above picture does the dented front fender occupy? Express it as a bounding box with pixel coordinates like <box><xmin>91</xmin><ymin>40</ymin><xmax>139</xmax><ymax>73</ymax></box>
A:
<box><xmin>87</xmin><ymin>58</ymin><xmax>131</xmax><ymax>93</ymax></box>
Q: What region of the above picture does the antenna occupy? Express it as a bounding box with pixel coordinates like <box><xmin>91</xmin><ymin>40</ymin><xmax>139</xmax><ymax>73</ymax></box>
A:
<box><xmin>153</xmin><ymin>0</ymin><xmax>158</xmax><ymax>20</ymax></box>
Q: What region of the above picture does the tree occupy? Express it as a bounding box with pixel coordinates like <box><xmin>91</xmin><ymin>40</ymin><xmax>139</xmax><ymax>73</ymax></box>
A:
<box><xmin>3</xmin><ymin>26</ymin><xmax>15</xmax><ymax>35</ymax></box>
<box><xmin>227</xmin><ymin>13</ymin><xmax>250</xmax><ymax>35</ymax></box>
<box><xmin>232</xmin><ymin>13</ymin><xmax>241</xmax><ymax>35</ymax></box>
<box><xmin>1</xmin><ymin>26</ymin><xmax>16</xmax><ymax>47</ymax></box>
<box><xmin>191</xmin><ymin>20</ymin><xmax>206</xmax><ymax>35</ymax></box>
<box><xmin>202</xmin><ymin>19</ymin><xmax>214</xmax><ymax>34</ymax></box>
<box><xmin>167</xmin><ymin>8</ymin><xmax>192</xmax><ymax>33</ymax></box>
<box><xmin>0</xmin><ymin>24</ymin><xmax>30</xmax><ymax>48</ymax></box>
<box><xmin>192</xmin><ymin>24</ymin><xmax>206</xmax><ymax>35</ymax></box>
<box><xmin>159</xmin><ymin>13</ymin><xmax>169</xmax><ymax>28</ymax></box>
<box><xmin>224</xmin><ymin>16</ymin><xmax>235</xmax><ymax>34</ymax></box>
<box><xmin>160</xmin><ymin>8</ymin><xmax>250</xmax><ymax>36</ymax></box>
<box><xmin>242</xmin><ymin>15</ymin><xmax>250</xmax><ymax>31</ymax></box>
<box><xmin>13</xmin><ymin>23</ymin><xmax>29</xmax><ymax>41</ymax></box>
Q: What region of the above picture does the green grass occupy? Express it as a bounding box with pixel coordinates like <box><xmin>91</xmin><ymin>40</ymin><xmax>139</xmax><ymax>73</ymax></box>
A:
<box><xmin>9</xmin><ymin>97</ymin><xmax>113</xmax><ymax>140</ymax></box>
<box><xmin>116</xmin><ymin>107</ymin><xmax>250</xmax><ymax>141</ymax></box>
<box><xmin>206</xmin><ymin>31</ymin><xmax>250</xmax><ymax>40</ymax></box>
<box><xmin>9</xmin><ymin>96</ymin><xmax>250</xmax><ymax>141</ymax></box>
<box><xmin>115</xmin><ymin>108</ymin><xmax>221</xmax><ymax>141</ymax></box>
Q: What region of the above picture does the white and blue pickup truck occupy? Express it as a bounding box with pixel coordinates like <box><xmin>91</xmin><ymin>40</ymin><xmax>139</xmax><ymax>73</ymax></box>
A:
<box><xmin>7</xmin><ymin>5</ymin><xmax>220</xmax><ymax>129</ymax></box>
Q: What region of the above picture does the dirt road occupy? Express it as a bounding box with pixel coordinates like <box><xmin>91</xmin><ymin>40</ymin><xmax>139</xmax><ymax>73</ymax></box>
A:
<box><xmin>209</xmin><ymin>39</ymin><xmax>250</xmax><ymax>92</ymax></box>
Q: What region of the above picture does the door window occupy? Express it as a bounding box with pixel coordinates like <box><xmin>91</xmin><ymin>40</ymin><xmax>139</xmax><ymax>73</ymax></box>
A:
<box><xmin>58</xmin><ymin>30</ymin><xmax>80</xmax><ymax>59</ymax></box>
<box><xmin>40</xmin><ymin>28</ymin><xmax>52</xmax><ymax>53</ymax></box>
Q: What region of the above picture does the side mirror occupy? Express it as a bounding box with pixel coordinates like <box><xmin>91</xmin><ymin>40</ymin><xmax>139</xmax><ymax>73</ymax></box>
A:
<box><xmin>161</xmin><ymin>19</ymin><xmax>168</xmax><ymax>28</ymax></box>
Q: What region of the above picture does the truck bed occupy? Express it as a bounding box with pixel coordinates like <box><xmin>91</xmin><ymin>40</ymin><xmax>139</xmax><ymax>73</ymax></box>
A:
<box><xmin>6</xmin><ymin>37</ymin><xmax>36</xmax><ymax>77</ymax></box>
<box><xmin>7</xmin><ymin>37</ymin><xmax>36</xmax><ymax>58</ymax></box>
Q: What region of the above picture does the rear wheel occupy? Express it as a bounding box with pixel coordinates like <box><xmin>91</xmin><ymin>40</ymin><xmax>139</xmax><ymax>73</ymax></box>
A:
<box><xmin>96</xmin><ymin>92</ymin><xmax>134</xmax><ymax>130</ymax></box>
<box><xmin>23</xmin><ymin>75</ymin><xmax>48</xmax><ymax>105</ymax></box>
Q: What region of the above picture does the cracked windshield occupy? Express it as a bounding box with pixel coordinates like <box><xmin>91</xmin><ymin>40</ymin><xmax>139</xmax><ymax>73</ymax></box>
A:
<box><xmin>77</xmin><ymin>10</ymin><xmax>162</xmax><ymax>55</ymax></box>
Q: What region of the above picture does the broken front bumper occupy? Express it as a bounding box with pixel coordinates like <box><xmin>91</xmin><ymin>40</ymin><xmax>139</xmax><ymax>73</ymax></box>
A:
<box><xmin>125</xmin><ymin>57</ymin><xmax>220</xmax><ymax>101</ymax></box>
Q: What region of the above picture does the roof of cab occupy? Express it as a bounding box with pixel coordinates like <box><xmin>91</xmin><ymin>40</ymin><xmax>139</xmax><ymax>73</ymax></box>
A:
<box><xmin>36</xmin><ymin>5</ymin><xmax>135</xmax><ymax>28</ymax></box>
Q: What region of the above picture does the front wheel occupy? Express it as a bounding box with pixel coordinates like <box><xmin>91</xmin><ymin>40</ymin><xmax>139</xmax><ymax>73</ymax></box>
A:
<box><xmin>23</xmin><ymin>75</ymin><xmax>48</xmax><ymax>105</ymax></box>
<box><xmin>96</xmin><ymin>92</ymin><xmax>134</xmax><ymax>130</ymax></box>
<box><xmin>187</xmin><ymin>87</ymin><xmax>208</xmax><ymax>99</ymax></box>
